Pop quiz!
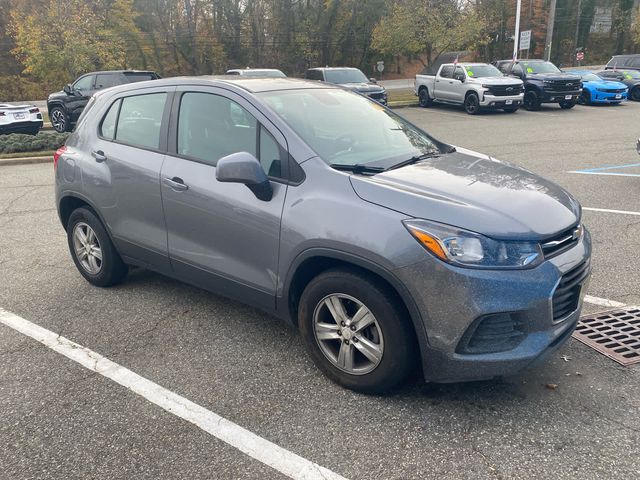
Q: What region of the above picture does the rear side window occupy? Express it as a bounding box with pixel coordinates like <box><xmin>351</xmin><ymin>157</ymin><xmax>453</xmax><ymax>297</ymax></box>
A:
<box><xmin>95</xmin><ymin>74</ymin><xmax>119</xmax><ymax>90</ymax></box>
<box><xmin>123</xmin><ymin>72</ymin><xmax>157</xmax><ymax>83</ymax></box>
<box><xmin>115</xmin><ymin>93</ymin><xmax>167</xmax><ymax>150</ymax></box>
<box><xmin>100</xmin><ymin>99</ymin><xmax>121</xmax><ymax>140</ymax></box>
<box><xmin>306</xmin><ymin>70</ymin><xmax>323</xmax><ymax>81</ymax></box>
<box><xmin>177</xmin><ymin>92</ymin><xmax>257</xmax><ymax>166</ymax></box>
<box><xmin>629</xmin><ymin>57</ymin><xmax>640</xmax><ymax>67</ymax></box>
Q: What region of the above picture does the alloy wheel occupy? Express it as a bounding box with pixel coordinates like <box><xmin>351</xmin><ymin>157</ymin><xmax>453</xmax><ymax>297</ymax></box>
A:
<box><xmin>72</xmin><ymin>222</ymin><xmax>103</xmax><ymax>275</ymax></box>
<box><xmin>419</xmin><ymin>89</ymin><xmax>429</xmax><ymax>107</ymax></box>
<box><xmin>51</xmin><ymin>109</ymin><xmax>65</xmax><ymax>132</ymax></box>
<box><xmin>465</xmin><ymin>95</ymin><xmax>479</xmax><ymax>114</ymax></box>
<box><xmin>312</xmin><ymin>293</ymin><xmax>384</xmax><ymax>375</ymax></box>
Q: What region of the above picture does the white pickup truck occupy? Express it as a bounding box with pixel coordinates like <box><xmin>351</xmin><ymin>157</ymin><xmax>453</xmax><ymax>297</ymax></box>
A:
<box><xmin>414</xmin><ymin>63</ymin><xmax>525</xmax><ymax>114</ymax></box>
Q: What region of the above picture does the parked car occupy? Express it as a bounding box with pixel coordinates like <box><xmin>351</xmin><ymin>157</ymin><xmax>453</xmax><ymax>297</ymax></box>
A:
<box><xmin>55</xmin><ymin>77</ymin><xmax>591</xmax><ymax>393</ymax></box>
<box><xmin>493</xmin><ymin>59</ymin><xmax>581</xmax><ymax>110</ymax></box>
<box><xmin>47</xmin><ymin>70</ymin><xmax>160</xmax><ymax>133</ymax></box>
<box><xmin>604</xmin><ymin>54</ymin><xmax>640</xmax><ymax>72</ymax></box>
<box><xmin>305</xmin><ymin>67</ymin><xmax>387</xmax><ymax>104</ymax></box>
<box><xmin>0</xmin><ymin>103</ymin><xmax>43</xmax><ymax>135</ymax></box>
<box><xmin>414</xmin><ymin>62</ymin><xmax>524</xmax><ymax>114</ymax></box>
<box><xmin>226</xmin><ymin>68</ymin><xmax>286</xmax><ymax>78</ymax></box>
<box><xmin>565</xmin><ymin>70</ymin><xmax>628</xmax><ymax>105</ymax></box>
<box><xmin>596</xmin><ymin>69</ymin><xmax>640</xmax><ymax>101</ymax></box>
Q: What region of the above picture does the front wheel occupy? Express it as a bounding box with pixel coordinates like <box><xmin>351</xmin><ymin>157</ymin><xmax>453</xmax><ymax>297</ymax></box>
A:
<box><xmin>559</xmin><ymin>100</ymin><xmax>576</xmax><ymax>109</ymax></box>
<box><xmin>298</xmin><ymin>268</ymin><xmax>416</xmax><ymax>393</ymax></box>
<box><xmin>523</xmin><ymin>90</ymin><xmax>541</xmax><ymax>111</ymax></box>
<box><xmin>67</xmin><ymin>207</ymin><xmax>128</xmax><ymax>287</ymax></box>
<box><xmin>464</xmin><ymin>93</ymin><xmax>480</xmax><ymax>115</ymax></box>
<box><xmin>630</xmin><ymin>87</ymin><xmax>640</xmax><ymax>102</ymax></box>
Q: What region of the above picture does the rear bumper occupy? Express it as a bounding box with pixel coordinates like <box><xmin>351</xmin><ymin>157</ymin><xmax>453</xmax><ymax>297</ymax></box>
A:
<box><xmin>394</xmin><ymin>228</ymin><xmax>592</xmax><ymax>383</ymax></box>
<box><xmin>0</xmin><ymin>120</ymin><xmax>43</xmax><ymax>134</ymax></box>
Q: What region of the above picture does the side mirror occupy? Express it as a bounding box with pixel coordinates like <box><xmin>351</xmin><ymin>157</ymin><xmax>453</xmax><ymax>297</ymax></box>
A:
<box><xmin>216</xmin><ymin>151</ymin><xmax>273</xmax><ymax>201</ymax></box>
<box><xmin>63</xmin><ymin>84</ymin><xmax>73</xmax><ymax>95</ymax></box>
<box><xmin>454</xmin><ymin>74</ymin><xmax>465</xmax><ymax>82</ymax></box>
<box><xmin>369</xmin><ymin>77</ymin><xmax>377</xmax><ymax>83</ymax></box>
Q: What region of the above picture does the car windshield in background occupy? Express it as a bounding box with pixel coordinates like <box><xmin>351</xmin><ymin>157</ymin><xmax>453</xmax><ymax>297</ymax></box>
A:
<box><xmin>578</xmin><ymin>73</ymin><xmax>603</xmax><ymax>82</ymax></box>
<box><xmin>465</xmin><ymin>65</ymin><xmax>503</xmax><ymax>78</ymax></box>
<box><xmin>521</xmin><ymin>62</ymin><xmax>561</xmax><ymax>74</ymax></box>
<box><xmin>621</xmin><ymin>70</ymin><xmax>640</xmax><ymax>79</ymax></box>
<box><xmin>324</xmin><ymin>69</ymin><xmax>369</xmax><ymax>84</ymax></box>
<box><xmin>242</xmin><ymin>70</ymin><xmax>286</xmax><ymax>78</ymax></box>
<box><xmin>260</xmin><ymin>88</ymin><xmax>440</xmax><ymax>168</ymax></box>
<box><xmin>123</xmin><ymin>72</ymin><xmax>157</xmax><ymax>82</ymax></box>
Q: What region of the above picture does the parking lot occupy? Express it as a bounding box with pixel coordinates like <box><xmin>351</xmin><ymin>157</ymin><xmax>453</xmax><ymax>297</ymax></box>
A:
<box><xmin>1</xmin><ymin>100</ymin><xmax>639</xmax><ymax>479</ymax></box>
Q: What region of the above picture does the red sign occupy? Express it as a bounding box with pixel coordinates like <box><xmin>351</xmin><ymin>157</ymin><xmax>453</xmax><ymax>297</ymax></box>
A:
<box><xmin>576</xmin><ymin>51</ymin><xmax>585</xmax><ymax>61</ymax></box>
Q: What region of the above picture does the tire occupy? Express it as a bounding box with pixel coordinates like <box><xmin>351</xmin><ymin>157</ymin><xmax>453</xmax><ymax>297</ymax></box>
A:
<box><xmin>523</xmin><ymin>90</ymin><xmax>541</xmax><ymax>111</ymax></box>
<box><xmin>50</xmin><ymin>106</ymin><xmax>69</xmax><ymax>133</ymax></box>
<box><xmin>503</xmin><ymin>107</ymin><xmax>518</xmax><ymax>113</ymax></box>
<box><xmin>418</xmin><ymin>87</ymin><xmax>431</xmax><ymax>108</ymax></box>
<box><xmin>67</xmin><ymin>207</ymin><xmax>128</xmax><ymax>287</ymax></box>
<box><xmin>630</xmin><ymin>86</ymin><xmax>640</xmax><ymax>102</ymax></box>
<box><xmin>298</xmin><ymin>268</ymin><xmax>416</xmax><ymax>394</ymax></box>
<box><xmin>464</xmin><ymin>93</ymin><xmax>480</xmax><ymax>115</ymax></box>
<box><xmin>579</xmin><ymin>89</ymin><xmax>591</xmax><ymax>105</ymax></box>
<box><xmin>559</xmin><ymin>100</ymin><xmax>576</xmax><ymax>109</ymax></box>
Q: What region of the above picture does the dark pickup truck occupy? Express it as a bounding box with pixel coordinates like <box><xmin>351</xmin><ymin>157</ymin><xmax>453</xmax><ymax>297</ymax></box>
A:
<box><xmin>493</xmin><ymin>59</ymin><xmax>581</xmax><ymax>111</ymax></box>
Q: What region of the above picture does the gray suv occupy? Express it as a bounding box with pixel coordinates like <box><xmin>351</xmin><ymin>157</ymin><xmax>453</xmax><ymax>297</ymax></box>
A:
<box><xmin>55</xmin><ymin>76</ymin><xmax>591</xmax><ymax>393</ymax></box>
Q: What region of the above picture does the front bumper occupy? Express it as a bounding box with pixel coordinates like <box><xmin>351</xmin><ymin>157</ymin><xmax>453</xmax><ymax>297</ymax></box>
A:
<box><xmin>542</xmin><ymin>90</ymin><xmax>581</xmax><ymax>103</ymax></box>
<box><xmin>480</xmin><ymin>93</ymin><xmax>524</xmax><ymax>108</ymax></box>
<box><xmin>394</xmin><ymin>228</ymin><xmax>592</xmax><ymax>383</ymax></box>
<box><xmin>590</xmin><ymin>91</ymin><xmax>627</xmax><ymax>103</ymax></box>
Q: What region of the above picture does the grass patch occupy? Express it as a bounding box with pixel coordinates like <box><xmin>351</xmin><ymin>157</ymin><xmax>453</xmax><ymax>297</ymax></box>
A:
<box><xmin>388</xmin><ymin>88</ymin><xmax>417</xmax><ymax>104</ymax></box>
<box><xmin>0</xmin><ymin>150</ymin><xmax>55</xmax><ymax>159</ymax></box>
<box><xmin>0</xmin><ymin>131</ymin><xmax>69</xmax><ymax>155</ymax></box>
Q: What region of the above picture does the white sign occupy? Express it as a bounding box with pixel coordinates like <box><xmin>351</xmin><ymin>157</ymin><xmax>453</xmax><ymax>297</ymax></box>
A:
<box><xmin>590</xmin><ymin>7</ymin><xmax>612</xmax><ymax>34</ymax></box>
<box><xmin>376</xmin><ymin>61</ymin><xmax>384</xmax><ymax>73</ymax></box>
<box><xmin>519</xmin><ymin>30</ymin><xmax>531</xmax><ymax>51</ymax></box>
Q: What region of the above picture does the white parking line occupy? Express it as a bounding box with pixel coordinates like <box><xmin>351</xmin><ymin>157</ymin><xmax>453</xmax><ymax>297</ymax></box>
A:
<box><xmin>583</xmin><ymin>295</ymin><xmax>626</xmax><ymax>308</ymax></box>
<box><xmin>583</xmin><ymin>207</ymin><xmax>640</xmax><ymax>216</ymax></box>
<box><xmin>0</xmin><ymin>308</ymin><xmax>348</xmax><ymax>480</ymax></box>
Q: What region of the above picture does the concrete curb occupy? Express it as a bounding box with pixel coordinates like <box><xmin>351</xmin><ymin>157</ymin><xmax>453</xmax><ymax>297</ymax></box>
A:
<box><xmin>0</xmin><ymin>155</ymin><xmax>53</xmax><ymax>166</ymax></box>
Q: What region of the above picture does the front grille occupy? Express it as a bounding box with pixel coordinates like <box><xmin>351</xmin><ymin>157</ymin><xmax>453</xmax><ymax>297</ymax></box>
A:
<box><xmin>598</xmin><ymin>88</ymin><xmax>626</xmax><ymax>93</ymax></box>
<box><xmin>457</xmin><ymin>313</ymin><xmax>525</xmax><ymax>354</ymax></box>
<box><xmin>540</xmin><ymin>225</ymin><xmax>581</xmax><ymax>258</ymax></box>
<box><xmin>367</xmin><ymin>92</ymin><xmax>386</xmax><ymax>101</ymax></box>
<box><xmin>544</xmin><ymin>81</ymin><xmax>579</xmax><ymax>92</ymax></box>
<box><xmin>487</xmin><ymin>84</ymin><xmax>524</xmax><ymax>96</ymax></box>
<box><xmin>552</xmin><ymin>260</ymin><xmax>590</xmax><ymax>321</ymax></box>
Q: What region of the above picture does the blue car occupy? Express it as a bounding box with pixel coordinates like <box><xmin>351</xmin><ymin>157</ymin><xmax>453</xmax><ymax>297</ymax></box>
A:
<box><xmin>566</xmin><ymin>70</ymin><xmax>628</xmax><ymax>105</ymax></box>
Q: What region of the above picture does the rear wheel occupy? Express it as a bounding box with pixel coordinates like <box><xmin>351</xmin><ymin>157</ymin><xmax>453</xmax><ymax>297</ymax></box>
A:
<box><xmin>523</xmin><ymin>90</ymin><xmax>541</xmax><ymax>111</ymax></box>
<box><xmin>559</xmin><ymin>100</ymin><xmax>576</xmax><ymax>109</ymax></box>
<box><xmin>67</xmin><ymin>207</ymin><xmax>128</xmax><ymax>287</ymax></box>
<box><xmin>464</xmin><ymin>93</ymin><xmax>480</xmax><ymax>115</ymax></box>
<box><xmin>418</xmin><ymin>88</ymin><xmax>431</xmax><ymax>107</ymax></box>
<box><xmin>298</xmin><ymin>268</ymin><xmax>416</xmax><ymax>393</ymax></box>
<box><xmin>50</xmin><ymin>107</ymin><xmax>69</xmax><ymax>133</ymax></box>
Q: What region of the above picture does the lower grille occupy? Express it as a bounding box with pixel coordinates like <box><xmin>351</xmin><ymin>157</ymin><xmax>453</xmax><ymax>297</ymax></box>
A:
<box><xmin>552</xmin><ymin>260</ymin><xmax>590</xmax><ymax>321</ymax></box>
<box><xmin>599</xmin><ymin>88</ymin><xmax>626</xmax><ymax>93</ymax></box>
<box><xmin>457</xmin><ymin>313</ymin><xmax>524</xmax><ymax>354</ymax></box>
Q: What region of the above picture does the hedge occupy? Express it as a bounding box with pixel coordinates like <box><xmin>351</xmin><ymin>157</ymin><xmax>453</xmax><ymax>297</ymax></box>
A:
<box><xmin>0</xmin><ymin>132</ymin><xmax>69</xmax><ymax>155</ymax></box>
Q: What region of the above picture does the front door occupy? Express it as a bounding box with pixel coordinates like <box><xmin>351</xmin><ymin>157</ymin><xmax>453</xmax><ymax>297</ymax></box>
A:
<box><xmin>160</xmin><ymin>87</ymin><xmax>289</xmax><ymax>310</ymax></box>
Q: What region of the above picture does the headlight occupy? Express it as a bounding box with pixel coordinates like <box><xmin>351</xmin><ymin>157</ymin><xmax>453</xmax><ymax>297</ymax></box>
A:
<box><xmin>403</xmin><ymin>219</ymin><xmax>542</xmax><ymax>269</ymax></box>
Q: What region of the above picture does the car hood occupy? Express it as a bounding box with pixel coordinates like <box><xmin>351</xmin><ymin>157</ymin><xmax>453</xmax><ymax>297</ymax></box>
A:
<box><xmin>469</xmin><ymin>77</ymin><xmax>523</xmax><ymax>86</ymax></box>
<box><xmin>528</xmin><ymin>73</ymin><xmax>581</xmax><ymax>82</ymax></box>
<box><xmin>349</xmin><ymin>147</ymin><xmax>580</xmax><ymax>240</ymax></box>
<box><xmin>339</xmin><ymin>83</ymin><xmax>386</xmax><ymax>93</ymax></box>
<box><xmin>585</xmin><ymin>80</ymin><xmax>628</xmax><ymax>89</ymax></box>
<box><xmin>48</xmin><ymin>90</ymin><xmax>66</xmax><ymax>101</ymax></box>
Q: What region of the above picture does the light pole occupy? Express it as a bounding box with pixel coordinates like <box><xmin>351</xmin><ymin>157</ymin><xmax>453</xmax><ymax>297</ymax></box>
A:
<box><xmin>513</xmin><ymin>0</ymin><xmax>522</xmax><ymax>60</ymax></box>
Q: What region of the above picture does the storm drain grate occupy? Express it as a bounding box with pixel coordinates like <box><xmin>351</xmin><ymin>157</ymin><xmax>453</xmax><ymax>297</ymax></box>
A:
<box><xmin>573</xmin><ymin>307</ymin><xmax>640</xmax><ymax>366</ymax></box>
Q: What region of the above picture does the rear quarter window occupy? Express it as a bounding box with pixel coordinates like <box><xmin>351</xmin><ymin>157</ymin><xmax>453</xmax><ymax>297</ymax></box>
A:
<box><xmin>123</xmin><ymin>72</ymin><xmax>158</xmax><ymax>83</ymax></box>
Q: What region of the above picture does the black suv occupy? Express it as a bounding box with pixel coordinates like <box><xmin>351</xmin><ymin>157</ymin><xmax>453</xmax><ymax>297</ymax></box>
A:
<box><xmin>47</xmin><ymin>70</ymin><xmax>160</xmax><ymax>133</ymax></box>
<box><xmin>605</xmin><ymin>54</ymin><xmax>640</xmax><ymax>72</ymax></box>
<box><xmin>493</xmin><ymin>59</ymin><xmax>581</xmax><ymax>111</ymax></box>
<box><xmin>305</xmin><ymin>67</ymin><xmax>387</xmax><ymax>104</ymax></box>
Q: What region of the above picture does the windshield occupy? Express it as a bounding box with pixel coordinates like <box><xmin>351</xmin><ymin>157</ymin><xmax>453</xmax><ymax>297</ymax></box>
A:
<box><xmin>576</xmin><ymin>73</ymin><xmax>601</xmax><ymax>82</ymax></box>
<box><xmin>465</xmin><ymin>65</ymin><xmax>503</xmax><ymax>78</ymax></box>
<box><xmin>324</xmin><ymin>69</ymin><xmax>369</xmax><ymax>84</ymax></box>
<box><xmin>521</xmin><ymin>61</ymin><xmax>561</xmax><ymax>74</ymax></box>
<box><xmin>259</xmin><ymin>88</ymin><xmax>441</xmax><ymax>167</ymax></box>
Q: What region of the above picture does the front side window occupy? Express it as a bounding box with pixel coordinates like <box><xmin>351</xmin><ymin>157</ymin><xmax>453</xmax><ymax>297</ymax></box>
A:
<box><xmin>260</xmin><ymin>88</ymin><xmax>441</xmax><ymax>168</ymax></box>
<box><xmin>73</xmin><ymin>75</ymin><xmax>94</xmax><ymax>91</ymax></box>
<box><xmin>115</xmin><ymin>93</ymin><xmax>167</xmax><ymax>150</ymax></box>
<box><xmin>454</xmin><ymin>67</ymin><xmax>465</xmax><ymax>81</ymax></box>
<box><xmin>440</xmin><ymin>66</ymin><xmax>454</xmax><ymax>78</ymax></box>
<box><xmin>177</xmin><ymin>92</ymin><xmax>257</xmax><ymax>166</ymax></box>
<box><xmin>100</xmin><ymin>99</ymin><xmax>121</xmax><ymax>139</ymax></box>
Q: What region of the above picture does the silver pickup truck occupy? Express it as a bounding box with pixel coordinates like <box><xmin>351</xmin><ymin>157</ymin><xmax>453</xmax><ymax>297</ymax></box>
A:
<box><xmin>414</xmin><ymin>63</ymin><xmax>525</xmax><ymax>114</ymax></box>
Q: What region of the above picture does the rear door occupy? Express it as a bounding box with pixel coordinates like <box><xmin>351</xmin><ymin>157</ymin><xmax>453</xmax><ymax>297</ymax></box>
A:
<box><xmin>160</xmin><ymin>86</ymin><xmax>289</xmax><ymax>309</ymax></box>
<box><xmin>86</xmin><ymin>86</ymin><xmax>174</xmax><ymax>272</ymax></box>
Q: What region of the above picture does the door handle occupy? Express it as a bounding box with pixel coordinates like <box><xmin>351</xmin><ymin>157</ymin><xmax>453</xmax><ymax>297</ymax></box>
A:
<box><xmin>92</xmin><ymin>150</ymin><xmax>107</xmax><ymax>163</ymax></box>
<box><xmin>163</xmin><ymin>176</ymin><xmax>189</xmax><ymax>192</ymax></box>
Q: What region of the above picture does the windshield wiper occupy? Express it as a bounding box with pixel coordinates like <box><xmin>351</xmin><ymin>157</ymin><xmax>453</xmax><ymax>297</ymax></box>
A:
<box><xmin>330</xmin><ymin>163</ymin><xmax>386</xmax><ymax>174</ymax></box>
<box><xmin>386</xmin><ymin>151</ymin><xmax>442</xmax><ymax>171</ymax></box>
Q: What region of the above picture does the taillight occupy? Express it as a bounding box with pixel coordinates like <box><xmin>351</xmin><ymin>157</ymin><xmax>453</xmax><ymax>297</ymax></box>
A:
<box><xmin>53</xmin><ymin>146</ymin><xmax>67</xmax><ymax>169</ymax></box>
<box><xmin>29</xmin><ymin>107</ymin><xmax>39</xmax><ymax>114</ymax></box>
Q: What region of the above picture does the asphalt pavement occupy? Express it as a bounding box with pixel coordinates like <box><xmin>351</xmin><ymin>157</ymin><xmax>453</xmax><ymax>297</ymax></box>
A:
<box><xmin>1</xmin><ymin>100</ymin><xmax>639</xmax><ymax>479</ymax></box>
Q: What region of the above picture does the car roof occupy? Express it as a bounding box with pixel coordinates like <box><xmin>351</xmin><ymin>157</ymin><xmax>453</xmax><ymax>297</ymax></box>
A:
<box><xmin>227</xmin><ymin>68</ymin><xmax>283</xmax><ymax>73</ymax></box>
<box><xmin>81</xmin><ymin>70</ymin><xmax>157</xmax><ymax>76</ymax></box>
<box><xmin>96</xmin><ymin>76</ymin><xmax>336</xmax><ymax>96</ymax></box>
<box><xmin>307</xmin><ymin>67</ymin><xmax>361</xmax><ymax>71</ymax></box>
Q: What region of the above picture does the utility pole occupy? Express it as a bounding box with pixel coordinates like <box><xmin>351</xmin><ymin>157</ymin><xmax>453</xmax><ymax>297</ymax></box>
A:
<box><xmin>573</xmin><ymin>0</ymin><xmax>583</xmax><ymax>66</ymax></box>
<box><xmin>544</xmin><ymin>0</ymin><xmax>557</xmax><ymax>61</ymax></box>
<box><xmin>513</xmin><ymin>0</ymin><xmax>522</xmax><ymax>60</ymax></box>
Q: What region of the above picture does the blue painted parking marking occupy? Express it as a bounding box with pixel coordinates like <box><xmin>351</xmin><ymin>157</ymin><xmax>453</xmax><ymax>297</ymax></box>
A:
<box><xmin>571</xmin><ymin>162</ymin><xmax>640</xmax><ymax>177</ymax></box>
